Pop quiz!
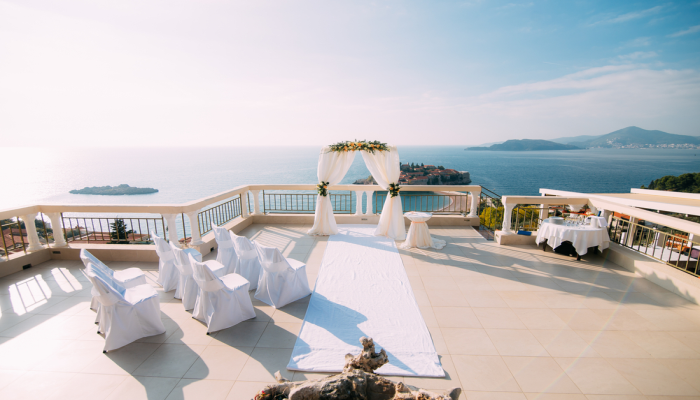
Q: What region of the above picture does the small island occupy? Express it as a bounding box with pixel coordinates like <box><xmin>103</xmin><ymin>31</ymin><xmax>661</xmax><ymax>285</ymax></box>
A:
<box><xmin>70</xmin><ymin>184</ymin><xmax>158</xmax><ymax>195</ymax></box>
<box><xmin>467</xmin><ymin>139</ymin><xmax>580</xmax><ymax>151</ymax></box>
<box><xmin>354</xmin><ymin>163</ymin><xmax>471</xmax><ymax>185</ymax></box>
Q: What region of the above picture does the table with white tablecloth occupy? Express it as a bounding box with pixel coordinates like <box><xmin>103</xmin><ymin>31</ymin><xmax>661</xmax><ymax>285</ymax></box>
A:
<box><xmin>400</xmin><ymin>212</ymin><xmax>446</xmax><ymax>250</ymax></box>
<box><xmin>535</xmin><ymin>221</ymin><xmax>610</xmax><ymax>257</ymax></box>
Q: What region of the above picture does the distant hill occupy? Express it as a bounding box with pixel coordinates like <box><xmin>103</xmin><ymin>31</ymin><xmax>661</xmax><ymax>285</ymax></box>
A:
<box><xmin>550</xmin><ymin>134</ymin><xmax>602</xmax><ymax>144</ymax></box>
<box><xmin>569</xmin><ymin>126</ymin><xmax>700</xmax><ymax>149</ymax></box>
<box><xmin>70</xmin><ymin>184</ymin><xmax>158</xmax><ymax>195</ymax></box>
<box><xmin>466</xmin><ymin>139</ymin><xmax>581</xmax><ymax>151</ymax></box>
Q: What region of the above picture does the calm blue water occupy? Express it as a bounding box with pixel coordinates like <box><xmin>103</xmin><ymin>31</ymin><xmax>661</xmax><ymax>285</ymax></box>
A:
<box><xmin>3</xmin><ymin>146</ymin><xmax>699</xmax><ymax>211</ymax></box>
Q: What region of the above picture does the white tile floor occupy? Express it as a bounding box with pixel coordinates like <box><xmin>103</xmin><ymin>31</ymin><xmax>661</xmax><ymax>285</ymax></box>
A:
<box><xmin>1</xmin><ymin>224</ymin><xmax>700</xmax><ymax>399</ymax></box>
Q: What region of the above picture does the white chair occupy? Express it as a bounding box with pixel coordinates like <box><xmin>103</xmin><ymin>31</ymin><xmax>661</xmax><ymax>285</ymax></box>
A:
<box><xmin>152</xmin><ymin>232</ymin><xmax>180</xmax><ymax>292</ymax></box>
<box><xmin>170</xmin><ymin>243</ymin><xmax>225</xmax><ymax>310</ymax></box>
<box><xmin>212</xmin><ymin>223</ymin><xmax>238</xmax><ymax>275</ymax></box>
<box><xmin>230</xmin><ymin>231</ymin><xmax>262</xmax><ymax>290</ymax></box>
<box><xmin>189</xmin><ymin>254</ymin><xmax>256</xmax><ymax>333</ymax></box>
<box><xmin>85</xmin><ymin>265</ymin><xmax>165</xmax><ymax>352</ymax></box>
<box><xmin>80</xmin><ymin>249</ymin><xmax>147</xmax><ymax>320</ymax></box>
<box><xmin>254</xmin><ymin>244</ymin><xmax>311</xmax><ymax>308</ymax></box>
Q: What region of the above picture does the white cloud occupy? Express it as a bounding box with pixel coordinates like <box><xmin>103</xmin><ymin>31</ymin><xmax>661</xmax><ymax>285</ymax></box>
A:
<box><xmin>591</xmin><ymin>5</ymin><xmax>664</xmax><ymax>25</ymax></box>
<box><xmin>668</xmin><ymin>25</ymin><xmax>700</xmax><ymax>37</ymax></box>
<box><xmin>618</xmin><ymin>51</ymin><xmax>658</xmax><ymax>61</ymax></box>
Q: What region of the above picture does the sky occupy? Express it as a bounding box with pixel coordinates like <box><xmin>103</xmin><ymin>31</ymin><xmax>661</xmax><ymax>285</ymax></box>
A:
<box><xmin>1</xmin><ymin>0</ymin><xmax>699</xmax><ymax>146</ymax></box>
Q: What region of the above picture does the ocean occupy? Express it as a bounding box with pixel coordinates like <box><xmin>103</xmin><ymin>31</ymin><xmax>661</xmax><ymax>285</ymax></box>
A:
<box><xmin>3</xmin><ymin>146</ymin><xmax>699</xmax><ymax>211</ymax></box>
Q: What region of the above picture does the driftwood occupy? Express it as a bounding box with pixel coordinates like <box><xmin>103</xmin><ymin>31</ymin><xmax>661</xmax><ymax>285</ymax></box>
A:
<box><xmin>254</xmin><ymin>337</ymin><xmax>461</xmax><ymax>400</ymax></box>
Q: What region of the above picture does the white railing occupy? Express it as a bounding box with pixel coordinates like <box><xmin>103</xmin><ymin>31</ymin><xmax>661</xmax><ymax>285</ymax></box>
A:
<box><xmin>0</xmin><ymin>184</ymin><xmax>482</xmax><ymax>258</ymax></box>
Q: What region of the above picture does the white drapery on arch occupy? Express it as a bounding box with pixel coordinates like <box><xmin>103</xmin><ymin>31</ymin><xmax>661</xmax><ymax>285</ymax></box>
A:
<box><xmin>307</xmin><ymin>145</ymin><xmax>406</xmax><ymax>241</ymax></box>
<box><xmin>307</xmin><ymin>147</ymin><xmax>357</xmax><ymax>236</ymax></box>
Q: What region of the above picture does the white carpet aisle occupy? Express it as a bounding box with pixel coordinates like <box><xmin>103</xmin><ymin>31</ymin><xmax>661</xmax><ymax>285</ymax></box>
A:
<box><xmin>288</xmin><ymin>225</ymin><xmax>444</xmax><ymax>377</ymax></box>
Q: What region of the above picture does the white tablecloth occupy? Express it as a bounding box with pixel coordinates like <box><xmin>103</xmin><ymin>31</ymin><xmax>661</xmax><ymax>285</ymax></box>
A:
<box><xmin>536</xmin><ymin>221</ymin><xmax>610</xmax><ymax>256</ymax></box>
<box><xmin>400</xmin><ymin>212</ymin><xmax>446</xmax><ymax>250</ymax></box>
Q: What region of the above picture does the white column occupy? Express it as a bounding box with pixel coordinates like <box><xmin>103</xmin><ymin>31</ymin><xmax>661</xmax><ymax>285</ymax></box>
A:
<box><xmin>468</xmin><ymin>190</ymin><xmax>480</xmax><ymax>217</ymax></box>
<box><xmin>46</xmin><ymin>212</ymin><xmax>67</xmax><ymax>247</ymax></box>
<box><xmin>185</xmin><ymin>211</ymin><xmax>203</xmax><ymax>245</ymax></box>
<box><xmin>251</xmin><ymin>190</ymin><xmax>261</xmax><ymax>215</ymax></box>
<box><xmin>539</xmin><ymin>193</ymin><xmax>548</xmax><ymax>221</ymax></box>
<box><xmin>20</xmin><ymin>213</ymin><xmax>44</xmax><ymax>252</ymax></box>
<box><xmin>625</xmin><ymin>217</ymin><xmax>637</xmax><ymax>247</ymax></box>
<box><xmin>363</xmin><ymin>190</ymin><xmax>374</xmax><ymax>215</ymax></box>
<box><xmin>162</xmin><ymin>213</ymin><xmax>181</xmax><ymax>248</ymax></box>
<box><xmin>501</xmin><ymin>198</ymin><xmax>516</xmax><ymax>233</ymax></box>
<box><xmin>354</xmin><ymin>191</ymin><xmax>363</xmax><ymax>216</ymax></box>
<box><xmin>241</xmin><ymin>191</ymin><xmax>250</xmax><ymax>218</ymax></box>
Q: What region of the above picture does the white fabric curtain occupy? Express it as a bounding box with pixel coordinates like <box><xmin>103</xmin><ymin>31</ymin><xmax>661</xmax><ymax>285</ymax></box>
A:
<box><xmin>361</xmin><ymin>146</ymin><xmax>406</xmax><ymax>240</ymax></box>
<box><xmin>307</xmin><ymin>147</ymin><xmax>357</xmax><ymax>236</ymax></box>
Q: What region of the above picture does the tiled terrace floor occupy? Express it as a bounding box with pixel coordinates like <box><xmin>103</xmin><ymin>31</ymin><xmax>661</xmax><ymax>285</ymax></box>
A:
<box><xmin>2</xmin><ymin>224</ymin><xmax>700</xmax><ymax>399</ymax></box>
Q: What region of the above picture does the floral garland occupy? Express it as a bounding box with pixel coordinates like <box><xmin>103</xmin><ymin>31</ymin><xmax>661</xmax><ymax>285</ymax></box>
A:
<box><xmin>316</xmin><ymin>181</ymin><xmax>329</xmax><ymax>196</ymax></box>
<box><xmin>328</xmin><ymin>140</ymin><xmax>388</xmax><ymax>153</ymax></box>
<box><xmin>388</xmin><ymin>182</ymin><xmax>401</xmax><ymax>197</ymax></box>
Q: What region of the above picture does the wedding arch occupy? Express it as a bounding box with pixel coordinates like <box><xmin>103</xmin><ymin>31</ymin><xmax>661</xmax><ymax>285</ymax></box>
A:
<box><xmin>307</xmin><ymin>141</ymin><xmax>406</xmax><ymax>240</ymax></box>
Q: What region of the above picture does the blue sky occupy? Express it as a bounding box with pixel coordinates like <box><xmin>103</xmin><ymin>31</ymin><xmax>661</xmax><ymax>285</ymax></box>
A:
<box><xmin>1</xmin><ymin>0</ymin><xmax>699</xmax><ymax>146</ymax></box>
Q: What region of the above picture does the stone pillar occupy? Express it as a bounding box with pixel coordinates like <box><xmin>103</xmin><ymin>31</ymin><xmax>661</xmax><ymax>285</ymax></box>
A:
<box><xmin>468</xmin><ymin>190</ymin><xmax>480</xmax><ymax>217</ymax></box>
<box><xmin>354</xmin><ymin>191</ymin><xmax>363</xmax><ymax>216</ymax></box>
<box><xmin>501</xmin><ymin>200</ymin><xmax>516</xmax><ymax>233</ymax></box>
<box><xmin>46</xmin><ymin>212</ymin><xmax>67</xmax><ymax>247</ymax></box>
<box><xmin>241</xmin><ymin>191</ymin><xmax>250</xmax><ymax>218</ymax></box>
<box><xmin>539</xmin><ymin>193</ymin><xmax>548</xmax><ymax>222</ymax></box>
<box><xmin>162</xmin><ymin>213</ymin><xmax>181</xmax><ymax>248</ymax></box>
<box><xmin>20</xmin><ymin>213</ymin><xmax>44</xmax><ymax>252</ymax></box>
<box><xmin>364</xmin><ymin>191</ymin><xmax>374</xmax><ymax>215</ymax></box>
<box><xmin>251</xmin><ymin>190</ymin><xmax>261</xmax><ymax>215</ymax></box>
<box><xmin>185</xmin><ymin>211</ymin><xmax>203</xmax><ymax>245</ymax></box>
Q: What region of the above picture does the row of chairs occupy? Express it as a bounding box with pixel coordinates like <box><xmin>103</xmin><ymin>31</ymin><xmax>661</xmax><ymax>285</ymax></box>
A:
<box><xmin>79</xmin><ymin>226</ymin><xmax>311</xmax><ymax>352</ymax></box>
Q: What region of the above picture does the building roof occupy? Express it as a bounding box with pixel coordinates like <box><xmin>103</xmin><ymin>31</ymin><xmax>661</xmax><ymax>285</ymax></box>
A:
<box><xmin>540</xmin><ymin>188</ymin><xmax>700</xmax><ymax>216</ymax></box>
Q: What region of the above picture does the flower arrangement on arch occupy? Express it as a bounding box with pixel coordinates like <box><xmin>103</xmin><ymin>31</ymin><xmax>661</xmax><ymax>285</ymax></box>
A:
<box><xmin>388</xmin><ymin>182</ymin><xmax>401</xmax><ymax>198</ymax></box>
<box><xmin>328</xmin><ymin>140</ymin><xmax>388</xmax><ymax>153</ymax></box>
<box><xmin>317</xmin><ymin>181</ymin><xmax>329</xmax><ymax>196</ymax></box>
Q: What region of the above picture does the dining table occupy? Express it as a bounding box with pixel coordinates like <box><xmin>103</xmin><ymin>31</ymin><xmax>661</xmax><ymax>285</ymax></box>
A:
<box><xmin>535</xmin><ymin>219</ymin><xmax>610</xmax><ymax>260</ymax></box>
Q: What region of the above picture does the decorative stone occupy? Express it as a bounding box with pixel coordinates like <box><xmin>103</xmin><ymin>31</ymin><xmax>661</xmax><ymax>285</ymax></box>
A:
<box><xmin>254</xmin><ymin>336</ymin><xmax>461</xmax><ymax>400</ymax></box>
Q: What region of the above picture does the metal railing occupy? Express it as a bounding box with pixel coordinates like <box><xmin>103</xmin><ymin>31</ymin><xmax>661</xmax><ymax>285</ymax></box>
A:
<box><xmin>608</xmin><ymin>215</ymin><xmax>700</xmax><ymax>276</ymax></box>
<box><xmin>198</xmin><ymin>196</ymin><xmax>243</xmax><ymax>235</ymax></box>
<box><xmin>61</xmin><ymin>214</ymin><xmax>166</xmax><ymax>244</ymax></box>
<box><xmin>375</xmin><ymin>192</ymin><xmax>468</xmax><ymax>214</ymax></box>
<box><xmin>478</xmin><ymin>187</ymin><xmax>502</xmax><ymax>240</ymax></box>
<box><xmin>262</xmin><ymin>191</ymin><xmax>353</xmax><ymax>214</ymax></box>
<box><xmin>511</xmin><ymin>206</ymin><xmax>546</xmax><ymax>232</ymax></box>
<box><xmin>1</xmin><ymin>214</ymin><xmax>56</xmax><ymax>260</ymax></box>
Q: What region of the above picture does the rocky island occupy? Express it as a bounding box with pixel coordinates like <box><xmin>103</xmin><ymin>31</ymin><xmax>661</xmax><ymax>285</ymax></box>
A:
<box><xmin>467</xmin><ymin>139</ymin><xmax>580</xmax><ymax>151</ymax></box>
<box><xmin>354</xmin><ymin>163</ymin><xmax>471</xmax><ymax>185</ymax></box>
<box><xmin>70</xmin><ymin>184</ymin><xmax>158</xmax><ymax>195</ymax></box>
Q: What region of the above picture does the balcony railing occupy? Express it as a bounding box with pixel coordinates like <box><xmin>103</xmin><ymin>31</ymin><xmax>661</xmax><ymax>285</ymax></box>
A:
<box><xmin>198</xmin><ymin>196</ymin><xmax>244</xmax><ymax>236</ymax></box>
<box><xmin>375</xmin><ymin>192</ymin><xmax>468</xmax><ymax>214</ymax></box>
<box><xmin>261</xmin><ymin>191</ymin><xmax>353</xmax><ymax>214</ymax></box>
<box><xmin>608</xmin><ymin>215</ymin><xmax>700</xmax><ymax>276</ymax></box>
<box><xmin>60</xmin><ymin>214</ymin><xmax>166</xmax><ymax>244</ymax></box>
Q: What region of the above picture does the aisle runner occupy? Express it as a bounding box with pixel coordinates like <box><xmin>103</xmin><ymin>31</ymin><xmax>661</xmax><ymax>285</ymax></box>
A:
<box><xmin>288</xmin><ymin>225</ymin><xmax>444</xmax><ymax>377</ymax></box>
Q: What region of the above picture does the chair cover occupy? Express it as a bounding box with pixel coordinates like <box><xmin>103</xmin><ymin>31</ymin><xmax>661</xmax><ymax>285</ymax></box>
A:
<box><xmin>85</xmin><ymin>267</ymin><xmax>165</xmax><ymax>352</ymax></box>
<box><xmin>152</xmin><ymin>232</ymin><xmax>180</xmax><ymax>292</ymax></box>
<box><xmin>230</xmin><ymin>231</ymin><xmax>262</xmax><ymax>290</ymax></box>
<box><xmin>80</xmin><ymin>249</ymin><xmax>147</xmax><ymax>322</ymax></box>
<box><xmin>169</xmin><ymin>243</ymin><xmax>199</xmax><ymax>310</ymax></box>
<box><xmin>254</xmin><ymin>244</ymin><xmax>311</xmax><ymax>308</ymax></box>
<box><xmin>211</xmin><ymin>223</ymin><xmax>238</xmax><ymax>275</ymax></box>
<box><xmin>189</xmin><ymin>255</ymin><xmax>256</xmax><ymax>333</ymax></box>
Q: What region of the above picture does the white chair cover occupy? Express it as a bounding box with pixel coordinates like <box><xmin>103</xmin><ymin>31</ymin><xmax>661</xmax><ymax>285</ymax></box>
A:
<box><xmin>212</xmin><ymin>223</ymin><xmax>238</xmax><ymax>275</ymax></box>
<box><xmin>152</xmin><ymin>232</ymin><xmax>180</xmax><ymax>292</ymax></box>
<box><xmin>80</xmin><ymin>249</ymin><xmax>147</xmax><ymax>323</ymax></box>
<box><xmin>307</xmin><ymin>146</ymin><xmax>357</xmax><ymax>236</ymax></box>
<box><xmin>230</xmin><ymin>231</ymin><xmax>262</xmax><ymax>290</ymax></box>
<box><xmin>361</xmin><ymin>146</ymin><xmax>406</xmax><ymax>240</ymax></box>
<box><xmin>86</xmin><ymin>267</ymin><xmax>165</xmax><ymax>352</ymax></box>
<box><xmin>189</xmin><ymin>255</ymin><xmax>256</xmax><ymax>333</ymax></box>
<box><xmin>170</xmin><ymin>243</ymin><xmax>199</xmax><ymax>310</ymax></box>
<box><xmin>254</xmin><ymin>244</ymin><xmax>311</xmax><ymax>308</ymax></box>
